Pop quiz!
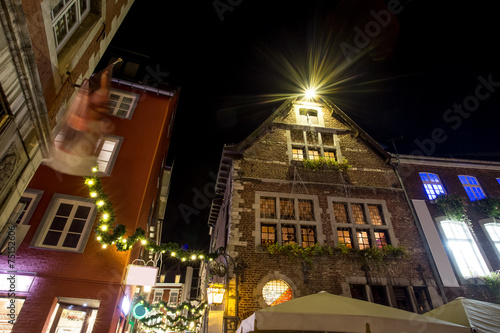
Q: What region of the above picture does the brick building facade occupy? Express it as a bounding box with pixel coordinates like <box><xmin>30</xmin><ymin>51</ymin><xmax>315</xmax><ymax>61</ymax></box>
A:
<box><xmin>207</xmin><ymin>97</ymin><xmax>449</xmax><ymax>331</ymax></box>
<box><xmin>395</xmin><ymin>154</ymin><xmax>500</xmax><ymax>302</ymax></box>
<box><xmin>0</xmin><ymin>80</ymin><xmax>179</xmax><ymax>333</ymax></box>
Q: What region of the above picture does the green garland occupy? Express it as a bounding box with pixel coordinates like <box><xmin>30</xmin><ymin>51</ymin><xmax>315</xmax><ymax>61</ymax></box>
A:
<box><xmin>435</xmin><ymin>194</ymin><xmax>470</xmax><ymax>222</ymax></box>
<box><xmin>265</xmin><ymin>243</ymin><xmax>408</xmax><ymax>268</ymax></box>
<box><xmin>135</xmin><ymin>297</ymin><xmax>207</xmax><ymax>331</ymax></box>
<box><xmin>479</xmin><ymin>271</ymin><xmax>500</xmax><ymax>302</ymax></box>
<box><xmin>84</xmin><ymin>169</ymin><xmax>225</xmax><ymax>261</ymax></box>
<box><xmin>302</xmin><ymin>157</ymin><xmax>351</xmax><ymax>172</ymax></box>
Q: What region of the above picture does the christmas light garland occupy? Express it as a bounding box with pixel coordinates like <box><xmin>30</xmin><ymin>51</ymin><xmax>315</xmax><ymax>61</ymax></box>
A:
<box><xmin>84</xmin><ymin>169</ymin><xmax>224</xmax><ymax>261</ymax></box>
<box><xmin>135</xmin><ymin>297</ymin><xmax>207</xmax><ymax>331</ymax></box>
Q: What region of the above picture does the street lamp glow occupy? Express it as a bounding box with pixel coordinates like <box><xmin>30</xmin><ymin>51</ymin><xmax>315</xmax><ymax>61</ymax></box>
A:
<box><xmin>305</xmin><ymin>88</ymin><xmax>316</xmax><ymax>99</ymax></box>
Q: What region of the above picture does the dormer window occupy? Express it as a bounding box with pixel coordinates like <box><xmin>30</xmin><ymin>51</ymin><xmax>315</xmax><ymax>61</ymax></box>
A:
<box><xmin>294</xmin><ymin>104</ymin><xmax>324</xmax><ymax>126</ymax></box>
<box><xmin>299</xmin><ymin>108</ymin><xmax>318</xmax><ymax>125</ymax></box>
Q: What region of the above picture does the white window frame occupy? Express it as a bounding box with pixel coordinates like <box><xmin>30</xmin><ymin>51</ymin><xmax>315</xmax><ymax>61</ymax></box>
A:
<box><xmin>293</xmin><ymin>103</ymin><xmax>325</xmax><ymax>127</ymax></box>
<box><xmin>255</xmin><ymin>192</ymin><xmax>323</xmax><ymax>247</ymax></box>
<box><xmin>14</xmin><ymin>189</ymin><xmax>44</xmax><ymax>225</ymax></box>
<box><xmin>479</xmin><ymin>218</ymin><xmax>500</xmax><ymax>260</ymax></box>
<box><xmin>437</xmin><ymin>218</ymin><xmax>490</xmax><ymax>279</ymax></box>
<box><xmin>108</xmin><ymin>89</ymin><xmax>139</xmax><ymax>119</ymax></box>
<box><xmin>51</xmin><ymin>0</ymin><xmax>91</xmax><ymax>52</ymax></box>
<box><xmin>153</xmin><ymin>289</ymin><xmax>164</xmax><ymax>304</ymax></box>
<box><xmin>328</xmin><ymin>197</ymin><xmax>398</xmax><ymax>249</ymax></box>
<box><xmin>31</xmin><ymin>194</ymin><xmax>97</xmax><ymax>253</ymax></box>
<box><xmin>419</xmin><ymin>172</ymin><xmax>446</xmax><ymax>200</ymax></box>
<box><xmin>458</xmin><ymin>175</ymin><xmax>487</xmax><ymax>201</ymax></box>
<box><xmin>168</xmin><ymin>290</ymin><xmax>179</xmax><ymax>305</ymax></box>
<box><xmin>95</xmin><ymin>135</ymin><xmax>123</xmax><ymax>176</ymax></box>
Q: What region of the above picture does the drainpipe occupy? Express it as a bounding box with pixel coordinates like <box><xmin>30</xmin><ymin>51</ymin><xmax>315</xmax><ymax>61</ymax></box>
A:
<box><xmin>389</xmin><ymin>157</ymin><xmax>448</xmax><ymax>304</ymax></box>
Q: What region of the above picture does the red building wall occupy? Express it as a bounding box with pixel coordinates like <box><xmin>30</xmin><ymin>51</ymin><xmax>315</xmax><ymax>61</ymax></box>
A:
<box><xmin>12</xmin><ymin>83</ymin><xmax>179</xmax><ymax>332</ymax></box>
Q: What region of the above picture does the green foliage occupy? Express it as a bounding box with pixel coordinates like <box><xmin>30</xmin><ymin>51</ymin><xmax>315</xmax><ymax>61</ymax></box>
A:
<box><xmin>302</xmin><ymin>157</ymin><xmax>351</xmax><ymax>172</ymax></box>
<box><xmin>435</xmin><ymin>194</ymin><xmax>469</xmax><ymax>222</ymax></box>
<box><xmin>134</xmin><ymin>296</ymin><xmax>207</xmax><ymax>331</ymax></box>
<box><xmin>479</xmin><ymin>271</ymin><xmax>500</xmax><ymax>302</ymax></box>
<box><xmin>475</xmin><ymin>198</ymin><xmax>500</xmax><ymax>219</ymax></box>
<box><xmin>265</xmin><ymin>243</ymin><xmax>409</xmax><ymax>269</ymax></box>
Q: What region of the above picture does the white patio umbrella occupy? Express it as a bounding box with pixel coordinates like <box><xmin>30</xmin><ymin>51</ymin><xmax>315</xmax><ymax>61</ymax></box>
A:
<box><xmin>424</xmin><ymin>297</ymin><xmax>500</xmax><ymax>333</ymax></box>
<box><xmin>236</xmin><ymin>291</ymin><xmax>470</xmax><ymax>333</ymax></box>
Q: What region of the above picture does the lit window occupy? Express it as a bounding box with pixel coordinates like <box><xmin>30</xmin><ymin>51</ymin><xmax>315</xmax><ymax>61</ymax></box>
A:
<box><xmin>298</xmin><ymin>199</ymin><xmax>314</xmax><ymax>221</ymax></box>
<box><xmin>337</xmin><ymin>229</ymin><xmax>352</xmax><ymax>248</ymax></box>
<box><xmin>332</xmin><ymin>202</ymin><xmax>350</xmax><ymax>224</ymax></box>
<box><xmin>331</xmin><ymin>199</ymin><xmax>394</xmax><ymax>250</ymax></box>
<box><xmin>413</xmin><ymin>287</ymin><xmax>432</xmax><ymax>314</ymax></box>
<box><xmin>280</xmin><ymin>199</ymin><xmax>295</xmax><ymax>219</ymax></box>
<box><xmin>96</xmin><ymin>136</ymin><xmax>123</xmax><ymax>176</ymax></box>
<box><xmin>374</xmin><ymin>230</ymin><xmax>389</xmax><ymax>248</ymax></box>
<box><xmin>299</xmin><ymin>108</ymin><xmax>319</xmax><ymax>125</ymax></box>
<box><xmin>484</xmin><ymin>223</ymin><xmax>500</xmax><ymax>254</ymax></box>
<box><xmin>262</xmin><ymin>280</ymin><xmax>292</xmax><ymax>306</ymax></box>
<box><xmin>440</xmin><ymin>220</ymin><xmax>489</xmax><ymax>278</ymax></box>
<box><xmin>108</xmin><ymin>89</ymin><xmax>139</xmax><ymax>119</ymax></box>
<box><xmin>368</xmin><ymin>205</ymin><xmax>385</xmax><ymax>225</ymax></box>
<box><xmin>497</xmin><ymin>178</ymin><xmax>500</xmax><ymax>186</ymax></box>
<box><xmin>261</xmin><ymin>224</ymin><xmax>276</xmax><ymax>246</ymax></box>
<box><xmin>260</xmin><ymin>197</ymin><xmax>276</xmax><ymax>219</ymax></box>
<box><xmin>281</xmin><ymin>225</ymin><xmax>296</xmax><ymax>244</ymax></box>
<box><xmin>351</xmin><ymin>204</ymin><xmax>367</xmax><ymax>224</ymax></box>
<box><xmin>356</xmin><ymin>231</ymin><xmax>371</xmax><ymax>250</ymax></box>
<box><xmin>47</xmin><ymin>300</ymin><xmax>98</xmax><ymax>333</ymax></box>
<box><xmin>258</xmin><ymin>194</ymin><xmax>318</xmax><ymax>247</ymax></box>
<box><xmin>458</xmin><ymin>175</ymin><xmax>487</xmax><ymax>201</ymax></box>
<box><xmin>169</xmin><ymin>290</ymin><xmax>179</xmax><ymax>305</ymax></box>
<box><xmin>153</xmin><ymin>290</ymin><xmax>163</xmax><ymax>303</ymax></box>
<box><xmin>419</xmin><ymin>173</ymin><xmax>446</xmax><ymax>200</ymax></box>
<box><xmin>32</xmin><ymin>194</ymin><xmax>96</xmax><ymax>252</ymax></box>
<box><xmin>292</xmin><ymin>148</ymin><xmax>304</xmax><ymax>161</ymax></box>
<box><xmin>301</xmin><ymin>226</ymin><xmax>316</xmax><ymax>247</ymax></box>
<box><xmin>289</xmin><ymin>129</ymin><xmax>340</xmax><ymax>164</ymax></box>
<box><xmin>324</xmin><ymin>151</ymin><xmax>336</xmax><ymax>160</ymax></box>
<box><xmin>308</xmin><ymin>149</ymin><xmax>320</xmax><ymax>160</ymax></box>
<box><xmin>51</xmin><ymin>0</ymin><xmax>90</xmax><ymax>51</ymax></box>
<box><xmin>0</xmin><ymin>298</ymin><xmax>24</xmax><ymax>331</ymax></box>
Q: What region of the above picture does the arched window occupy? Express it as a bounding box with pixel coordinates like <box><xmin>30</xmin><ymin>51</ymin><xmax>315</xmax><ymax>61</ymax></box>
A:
<box><xmin>262</xmin><ymin>280</ymin><xmax>292</xmax><ymax>306</ymax></box>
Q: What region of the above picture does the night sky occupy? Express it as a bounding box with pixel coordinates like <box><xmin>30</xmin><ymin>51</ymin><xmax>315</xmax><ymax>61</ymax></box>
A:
<box><xmin>102</xmin><ymin>0</ymin><xmax>500</xmax><ymax>250</ymax></box>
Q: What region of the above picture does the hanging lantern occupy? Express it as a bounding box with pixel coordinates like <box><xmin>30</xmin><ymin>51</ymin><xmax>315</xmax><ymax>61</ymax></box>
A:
<box><xmin>207</xmin><ymin>284</ymin><xmax>225</xmax><ymax>305</ymax></box>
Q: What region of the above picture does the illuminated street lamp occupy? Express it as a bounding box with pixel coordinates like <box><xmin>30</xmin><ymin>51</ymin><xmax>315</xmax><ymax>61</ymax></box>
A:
<box><xmin>207</xmin><ymin>283</ymin><xmax>226</xmax><ymax>305</ymax></box>
<box><xmin>304</xmin><ymin>88</ymin><xmax>316</xmax><ymax>99</ymax></box>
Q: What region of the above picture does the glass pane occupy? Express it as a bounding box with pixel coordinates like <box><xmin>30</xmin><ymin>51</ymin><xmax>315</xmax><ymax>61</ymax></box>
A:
<box><xmin>393</xmin><ymin>287</ymin><xmax>411</xmax><ymax>311</ymax></box>
<box><xmin>292</xmin><ymin>148</ymin><xmax>304</xmax><ymax>161</ymax></box>
<box><xmin>50</xmin><ymin>216</ymin><xmax>67</xmax><ymax>231</ymax></box>
<box><xmin>333</xmin><ymin>202</ymin><xmax>349</xmax><ymax>223</ymax></box>
<box><xmin>371</xmin><ymin>285</ymin><xmax>388</xmax><ymax>306</ymax></box>
<box><xmin>69</xmin><ymin>219</ymin><xmax>86</xmax><ymax>233</ymax></box>
<box><xmin>80</xmin><ymin>0</ymin><xmax>88</xmax><ymax>14</ymax></box>
<box><xmin>352</xmin><ymin>204</ymin><xmax>367</xmax><ymax>224</ymax></box>
<box><xmin>56</xmin><ymin>308</ymin><xmax>86</xmax><ymax>330</ymax></box>
<box><xmin>261</xmin><ymin>224</ymin><xmax>276</xmax><ymax>245</ymax></box>
<box><xmin>368</xmin><ymin>205</ymin><xmax>384</xmax><ymax>225</ymax></box>
<box><xmin>324</xmin><ymin>151</ymin><xmax>335</xmax><ymax>160</ymax></box>
<box><xmin>262</xmin><ymin>280</ymin><xmax>292</xmax><ymax>306</ymax></box>
<box><xmin>56</xmin><ymin>203</ymin><xmax>73</xmax><ymax>217</ymax></box>
<box><xmin>52</xmin><ymin>0</ymin><xmax>65</xmax><ymax>18</ymax></box>
<box><xmin>308</xmin><ymin>150</ymin><xmax>320</xmax><ymax>160</ymax></box>
<box><xmin>419</xmin><ymin>173</ymin><xmax>430</xmax><ymax>182</ymax></box>
<box><xmin>280</xmin><ymin>199</ymin><xmax>295</xmax><ymax>219</ymax></box>
<box><xmin>337</xmin><ymin>229</ymin><xmax>352</xmax><ymax>248</ymax></box>
<box><xmin>260</xmin><ymin>197</ymin><xmax>276</xmax><ymax>219</ymax></box>
<box><xmin>485</xmin><ymin>224</ymin><xmax>500</xmax><ymax>242</ymax></box>
<box><xmin>43</xmin><ymin>231</ymin><xmax>61</xmax><ymax>246</ymax></box>
<box><xmin>281</xmin><ymin>225</ymin><xmax>296</xmax><ymax>244</ymax></box>
<box><xmin>301</xmin><ymin>226</ymin><xmax>316</xmax><ymax>247</ymax></box>
<box><xmin>63</xmin><ymin>233</ymin><xmax>81</xmax><ymax>248</ymax></box>
<box><xmin>298</xmin><ymin>200</ymin><xmax>314</xmax><ymax>221</ymax></box>
<box><xmin>357</xmin><ymin>230</ymin><xmax>370</xmax><ymax>249</ymax></box>
<box><xmin>74</xmin><ymin>205</ymin><xmax>91</xmax><ymax>219</ymax></box>
<box><xmin>374</xmin><ymin>231</ymin><xmax>388</xmax><ymax>248</ymax></box>
<box><xmin>66</xmin><ymin>4</ymin><xmax>77</xmax><ymax>31</ymax></box>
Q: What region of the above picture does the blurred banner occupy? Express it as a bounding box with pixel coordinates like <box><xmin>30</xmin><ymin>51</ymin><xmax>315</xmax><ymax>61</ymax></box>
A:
<box><xmin>46</xmin><ymin>60</ymin><xmax>121</xmax><ymax>176</ymax></box>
